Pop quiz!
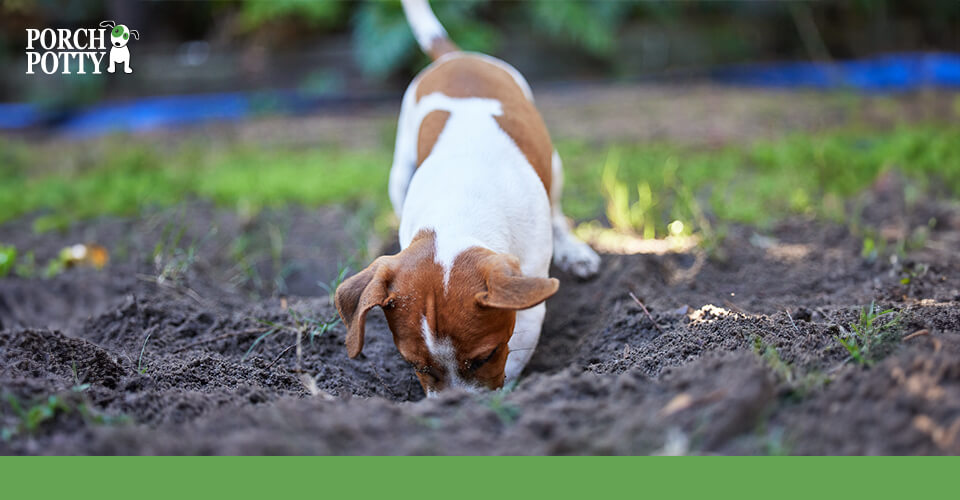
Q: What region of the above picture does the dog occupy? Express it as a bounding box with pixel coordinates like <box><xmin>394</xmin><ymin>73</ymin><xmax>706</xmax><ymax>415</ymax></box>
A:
<box><xmin>335</xmin><ymin>0</ymin><xmax>600</xmax><ymax>397</ymax></box>
<box><xmin>99</xmin><ymin>20</ymin><xmax>138</xmax><ymax>74</ymax></box>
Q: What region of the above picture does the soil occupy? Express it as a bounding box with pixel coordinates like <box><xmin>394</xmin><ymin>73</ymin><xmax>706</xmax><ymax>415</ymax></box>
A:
<box><xmin>1</xmin><ymin>177</ymin><xmax>958</xmax><ymax>455</ymax></box>
<box><xmin>2</xmin><ymin>85</ymin><xmax>960</xmax><ymax>455</ymax></box>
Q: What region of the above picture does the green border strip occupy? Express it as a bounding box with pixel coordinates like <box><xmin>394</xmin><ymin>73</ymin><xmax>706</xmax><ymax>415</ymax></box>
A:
<box><xmin>0</xmin><ymin>457</ymin><xmax>956</xmax><ymax>498</ymax></box>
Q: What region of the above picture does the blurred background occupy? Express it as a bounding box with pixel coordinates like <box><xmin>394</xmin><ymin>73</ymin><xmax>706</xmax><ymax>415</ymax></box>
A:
<box><xmin>1</xmin><ymin>0</ymin><xmax>959</xmax><ymax>131</ymax></box>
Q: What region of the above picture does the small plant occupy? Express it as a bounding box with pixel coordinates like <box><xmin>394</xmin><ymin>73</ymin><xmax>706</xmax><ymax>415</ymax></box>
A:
<box><xmin>752</xmin><ymin>336</ymin><xmax>828</xmax><ymax>399</ymax></box>
<box><xmin>834</xmin><ymin>302</ymin><xmax>902</xmax><ymax>365</ymax></box>
<box><xmin>2</xmin><ymin>392</ymin><xmax>129</xmax><ymax>441</ymax></box>
<box><xmin>318</xmin><ymin>263</ymin><xmax>351</xmax><ymax>306</ymax></box>
<box><xmin>0</xmin><ymin>244</ymin><xmax>16</xmax><ymax>277</ymax></box>
<box><xmin>480</xmin><ymin>379</ymin><xmax>520</xmax><ymax>425</ymax></box>
<box><xmin>752</xmin><ymin>336</ymin><xmax>793</xmax><ymax>383</ymax></box>
<box><xmin>137</xmin><ymin>330</ymin><xmax>154</xmax><ymax>375</ymax></box>
<box><xmin>243</xmin><ymin>308</ymin><xmax>341</xmax><ymax>361</ymax></box>
<box><xmin>14</xmin><ymin>250</ymin><xmax>35</xmax><ymax>278</ymax></box>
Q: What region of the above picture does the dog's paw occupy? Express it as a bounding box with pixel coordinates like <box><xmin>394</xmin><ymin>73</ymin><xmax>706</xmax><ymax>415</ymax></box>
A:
<box><xmin>554</xmin><ymin>237</ymin><xmax>601</xmax><ymax>279</ymax></box>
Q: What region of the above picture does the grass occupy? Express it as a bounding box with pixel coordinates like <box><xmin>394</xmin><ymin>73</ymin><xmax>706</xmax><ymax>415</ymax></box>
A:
<box><xmin>243</xmin><ymin>308</ymin><xmax>341</xmax><ymax>362</ymax></box>
<box><xmin>1</xmin><ymin>386</ymin><xmax>130</xmax><ymax>441</ymax></box>
<box><xmin>1</xmin><ymin>124</ymin><xmax>959</xmax><ymax>258</ymax></box>
<box><xmin>561</xmin><ymin>125</ymin><xmax>960</xmax><ymax>241</ymax></box>
<box><xmin>834</xmin><ymin>301</ymin><xmax>902</xmax><ymax>366</ymax></box>
<box><xmin>0</xmin><ymin>245</ymin><xmax>14</xmax><ymax>277</ymax></box>
<box><xmin>479</xmin><ymin>379</ymin><xmax>520</xmax><ymax>425</ymax></box>
<box><xmin>0</xmin><ymin>136</ymin><xmax>392</xmax><ymax>230</ymax></box>
<box><xmin>752</xmin><ymin>336</ymin><xmax>828</xmax><ymax>399</ymax></box>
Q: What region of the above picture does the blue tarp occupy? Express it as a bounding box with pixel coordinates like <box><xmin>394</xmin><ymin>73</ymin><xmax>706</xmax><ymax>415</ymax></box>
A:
<box><xmin>1</xmin><ymin>52</ymin><xmax>958</xmax><ymax>135</ymax></box>
<box><xmin>711</xmin><ymin>52</ymin><xmax>960</xmax><ymax>91</ymax></box>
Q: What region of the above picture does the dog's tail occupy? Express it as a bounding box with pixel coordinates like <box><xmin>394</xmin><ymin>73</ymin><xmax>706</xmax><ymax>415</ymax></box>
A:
<box><xmin>401</xmin><ymin>0</ymin><xmax>458</xmax><ymax>60</ymax></box>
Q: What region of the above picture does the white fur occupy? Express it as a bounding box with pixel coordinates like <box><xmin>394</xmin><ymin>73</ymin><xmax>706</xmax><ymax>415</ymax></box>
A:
<box><xmin>389</xmin><ymin>52</ymin><xmax>599</xmax><ymax>384</ymax></box>
<box><xmin>550</xmin><ymin>151</ymin><xmax>601</xmax><ymax>278</ymax></box>
<box><xmin>401</xmin><ymin>0</ymin><xmax>448</xmax><ymax>54</ymax></box>
<box><xmin>398</xmin><ymin>92</ymin><xmax>553</xmax><ymax>282</ymax></box>
<box><xmin>421</xmin><ymin>316</ymin><xmax>480</xmax><ymax>397</ymax></box>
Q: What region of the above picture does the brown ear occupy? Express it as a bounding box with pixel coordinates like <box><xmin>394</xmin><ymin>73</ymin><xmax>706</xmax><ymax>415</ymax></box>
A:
<box><xmin>475</xmin><ymin>254</ymin><xmax>559</xmax><ymax>310</ymax></box>
<box><xmin>334</xmin><ymin>257</ymin><xmax>393</xmax><ymax>358</ymax></box>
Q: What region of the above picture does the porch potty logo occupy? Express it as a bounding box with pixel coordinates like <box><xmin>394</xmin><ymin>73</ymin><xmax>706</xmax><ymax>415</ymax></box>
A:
<box><xmin>25</xmin><ymin>20</ymin><xmax>139</xmax><ymax>75</ymax></box>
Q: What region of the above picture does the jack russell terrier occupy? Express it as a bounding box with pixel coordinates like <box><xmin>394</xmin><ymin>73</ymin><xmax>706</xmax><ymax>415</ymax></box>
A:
<box><xmin>335</xmin><ymin>0</ymin><xmax>600</xmax><ymax>397</ymax></box>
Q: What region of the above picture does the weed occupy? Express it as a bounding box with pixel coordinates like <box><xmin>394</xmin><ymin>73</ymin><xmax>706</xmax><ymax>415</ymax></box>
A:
<box><xmin>14</xmin><ymin>250</ymin><xmax>36</xmax><ymax>278</ymax></box>
<box><xmin>834</xmin><ymin>302</ymin><xmax>902</xmax><ymax>366</ymax></box>
<box><xmin>752</xmin><ymin>336</ymin><xmax>828</xmax><ymax>399</ymax></box>
<box><xmin>318</xmin><ymin>263</ymin><xmax>351</xmax><ymax>306</ymax></box>
<box><xmin>152</xmin><ymin>212</ymin><xmax>209</xmax><ymax>286</ymax></box>
<box><xmin>0</xmin><ymin>244</ymin><xmax>15</xmax><ymax>277</ymax></box>
<box><xmin>898</xmin><ymin>262</ymin><xmax>930</xmax><ymax>287</ymax></box>
<box><xmin>480</xmin><ymin>380</ymin><xmax>520</xmax><ymax>425</ymax></box>
<box><xmin>1</xmin><ymin>392</ymin><xmax>129</xmax><ymax>441</ymax></box>
<box><xmin>137</xmin><ymin>329</ymin><xmax>154</xmax><ymax>374</ymax></box>
<box><xmin>243</xmin><ymin>308</ymin><xmax>340</xmax><ymax>361</ymax></box>
<box><xmin>267</xmin><ymin>222</ymin><xmax>289</xmax><ymax>295</ymax></box>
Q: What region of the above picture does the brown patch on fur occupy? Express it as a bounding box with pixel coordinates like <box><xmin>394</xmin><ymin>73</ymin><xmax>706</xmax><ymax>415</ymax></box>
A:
<box><xmin>414</xmin><ymin>55</ymin><xmax>553</xmax><ymax>195</ymax></box>
<box><xmin>417</xmin><ymin>110</ymin><xmax>450</xmax><ymax>166</ymax></box>
<box><xmin>426</xmin><ymin>38</ymin><xmax>459</xmax><ymax>61</ymax></box>
<box><xmin>334</xmin><ymin>230</ymin><xmax>557</xmax><ymax>393</ymax></box>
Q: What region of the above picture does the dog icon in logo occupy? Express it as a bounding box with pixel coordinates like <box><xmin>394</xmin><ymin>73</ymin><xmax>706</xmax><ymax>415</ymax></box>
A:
<box><xmin>99</xmin><ymin>20</ymin><xmax>138</xmax><ymax>73</ymax></box>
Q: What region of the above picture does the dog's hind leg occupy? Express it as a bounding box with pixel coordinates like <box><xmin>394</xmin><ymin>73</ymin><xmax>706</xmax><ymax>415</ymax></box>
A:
<box><xmin>388</xmin><ymin>85</ymin><xmax>421</xmax><ymax>218</ymax></box>
<box><xmin>550</xmin><ymin>150</ymin><xmax>601</xmax><ymax>279</ymax></box>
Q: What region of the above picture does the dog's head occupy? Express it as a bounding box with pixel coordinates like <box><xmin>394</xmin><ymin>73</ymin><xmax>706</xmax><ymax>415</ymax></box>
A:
<box><xmin>334</xmin><ymin>230</ymin><xmax>557</xmax><ymax>396</ymax></box>
<box><xmin>101</xmin><ymin>21</ymin><xmax>138</xmax><ymax>48</ymax></box>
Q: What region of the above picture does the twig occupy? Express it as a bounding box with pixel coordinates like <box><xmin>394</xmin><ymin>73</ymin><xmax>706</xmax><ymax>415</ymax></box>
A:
<box><xmin>628</xmin><ymin>292</ymin><xmax>664</xmax><ymax>335</ymax></box>
<box><xmin>265</xmin><ymin>343</ymin><xmax>297</xmax><ymax>370</ymax></box>
<box><xmin>785</xmin><ymin>309</ymin><xmax>802</xmax><ymax>335</ymax></box>
<box><xmin>903</xmin><ymin>329</ymin><xmax>930</xmax><ymax>342</ymax></box>
<box><xmin>172</xmin><ymin>327</ymin><xmax>269</xmax><ymax>353</ymax></box>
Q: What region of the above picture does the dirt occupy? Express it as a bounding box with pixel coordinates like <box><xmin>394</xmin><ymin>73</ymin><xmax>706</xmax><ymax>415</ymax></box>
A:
<box><xmin>1</xmin><ymin>174</ymin><xmax>959</xmax><ymax>455</ymax></box>
<box><xmin>2</xmin><ymin>84</ymin><xmax>960</xmax><ymax>455</ymax></box>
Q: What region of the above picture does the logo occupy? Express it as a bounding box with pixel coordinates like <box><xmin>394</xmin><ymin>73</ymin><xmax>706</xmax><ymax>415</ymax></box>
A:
<box><xmin>25</xmin><ymin>20</ymin><xmax>139</xmax><ymax>75</ymax></box>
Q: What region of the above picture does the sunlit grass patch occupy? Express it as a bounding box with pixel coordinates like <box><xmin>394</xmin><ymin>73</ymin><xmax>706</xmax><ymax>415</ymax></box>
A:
<box><xmin>559</xmin><ymin>125</ymin><xmax>960</xmax><ymax>249</ymax></box>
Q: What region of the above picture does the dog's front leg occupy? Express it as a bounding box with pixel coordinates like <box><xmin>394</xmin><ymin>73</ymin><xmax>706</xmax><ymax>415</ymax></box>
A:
<box><xmin>505</xmin><ymin>303</ymin><xmax>546</xmax><ymax>382</ymax></box>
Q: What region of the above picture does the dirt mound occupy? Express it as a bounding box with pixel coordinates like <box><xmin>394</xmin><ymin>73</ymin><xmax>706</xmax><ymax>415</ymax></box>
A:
<box><xmin>2</xmin><ymin>196</ymin><xmax>960</xmax><ymax>455</ymax></box>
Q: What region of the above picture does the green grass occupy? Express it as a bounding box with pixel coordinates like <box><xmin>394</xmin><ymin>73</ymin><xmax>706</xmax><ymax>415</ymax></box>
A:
<box><xmin>0</xmin><ymin>138</ymin><xmax>392</xmax><ymax>230</ymax></box>
<box><xmin>243</xmin><ymin>308</ymin><xmax>341</xmax><ymax>362</ymax></box>
<box><xmin>2</xmin><ymin>388</ymin><xmax>130</xmax><ymax>441</ymax></box>
<box><xmin>1</xmin><ymin>125</ymin><xmax>958</xmax><ymax>237</ymax></box>
<box><xmin>751</xmin><ymin>336</ymin><xmax>828</xmax><ymax>399</ymax></box>
<box><xmin>834</xmin><ymin>302</ymin><xmax>902</xmax><ymax>366</ymax></box>
<box><xmin>560</xmin><ymin>125</ymin><xmax>960</xmax><ymax>235</ymax></box>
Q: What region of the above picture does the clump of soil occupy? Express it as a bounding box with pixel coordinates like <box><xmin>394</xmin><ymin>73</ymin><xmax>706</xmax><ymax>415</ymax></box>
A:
<box><xmin>2</xmin><ymin>192</ymin><xmax>959</xmax><ymax>455</ymax></box>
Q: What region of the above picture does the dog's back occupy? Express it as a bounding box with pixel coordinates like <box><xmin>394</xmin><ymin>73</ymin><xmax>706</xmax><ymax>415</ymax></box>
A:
<box><xmin>413</xmin><ymin>55</ymin><xmax>553</xmax><ymax>194</ymax></box>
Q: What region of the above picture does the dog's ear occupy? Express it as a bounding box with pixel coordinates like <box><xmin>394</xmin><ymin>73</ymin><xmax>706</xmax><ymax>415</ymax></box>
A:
<box><xmin>335</xmin><ymin>257</ymin><xmax>394</xmax><ymax>358</ymax></box>
<box><xmin>475</xmin><ymin>254</ymin><xmax>559</xmax><ymax>310</ymax></box>
<box><xmin>99</xmin><ymin>20</ymin><xmax>116</xmax><ymax>28</ymax></box>
<box><xmin>129</xmin><ymin>30</ymin><xmax>139</xmax><ymax>40</ymax></box>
